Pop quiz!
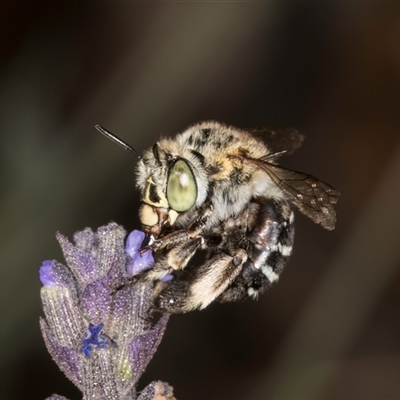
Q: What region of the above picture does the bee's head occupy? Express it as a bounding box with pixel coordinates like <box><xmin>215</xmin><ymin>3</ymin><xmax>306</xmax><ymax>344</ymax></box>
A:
<box><xmin>95</xmin><ymin>124</ymin><xmax>209</xmax><ymax>239</ymax></box>
<box><xmin>137</xmin><ymin>139</ymin><xmax>208</xmax><ymax>239</ymax></box>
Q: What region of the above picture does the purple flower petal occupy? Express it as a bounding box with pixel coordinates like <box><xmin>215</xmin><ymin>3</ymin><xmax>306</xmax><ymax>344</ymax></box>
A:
<box><xmin>161</xmin><ymin>274</ymin><xmax>174</xmax><ymax>282</ymax></box>
<box><xmin>39</xmin><ymin>260</ymin><xmax>76</xmax><ymax>290</ymax></box>
<box><xmin>128</xmin><ymin>250</ymin><xmax>155</xmax><ymax>276</ymax></box>
<box><xmin>39</xmin><ymin>260</ymin><xmax>56</xmax><ymax>286</ymax></box>
<box><xmin>125</xmin><ymin>230</ymin><xmax>154</xmax><ymax>276</ymax></box>
<box><xmin>81</xmin><ymin>323</ymin><xmax>108</xmax><ymax>357</ymax></box>
<box><xmin>125</xmin><ymin>230</ymin><xmax>146</xmax><ymax>259</ymax></box>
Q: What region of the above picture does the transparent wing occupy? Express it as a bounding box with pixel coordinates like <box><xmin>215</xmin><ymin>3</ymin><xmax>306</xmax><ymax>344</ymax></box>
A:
<box><xmin>256</xmin><ymin>160</ymin><xmax>340</xmax><ymax>230</ymax></box>
<box><xmin>247</xmin><ymin>127</ymin><xmax>305</xmax><ymax>157</ymax></box>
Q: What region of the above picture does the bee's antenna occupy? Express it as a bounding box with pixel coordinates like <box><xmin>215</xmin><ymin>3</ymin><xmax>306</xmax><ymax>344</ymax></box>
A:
<box><xmin>95</xmin><ymin>125</ymin><xmax>141</xmax><ymax>159</ymax></box>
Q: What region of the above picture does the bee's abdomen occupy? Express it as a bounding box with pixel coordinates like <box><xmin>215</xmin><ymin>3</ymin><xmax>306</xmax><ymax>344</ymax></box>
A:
<box><xmin>217</xmin><ymin>198</ymin><xmax>294</xmax><ymax>303</ymax></box>
<box><xmin>249</xmin><ymin>198</ymin><xmax>294</xmax><ymax>285</ymax></box>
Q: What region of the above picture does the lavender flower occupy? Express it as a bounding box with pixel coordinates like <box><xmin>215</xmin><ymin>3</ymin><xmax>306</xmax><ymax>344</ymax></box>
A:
<box><xmin>40</xmin><ymin>223</ymin><xmax>175</xmax><ymax>400</ymax></box>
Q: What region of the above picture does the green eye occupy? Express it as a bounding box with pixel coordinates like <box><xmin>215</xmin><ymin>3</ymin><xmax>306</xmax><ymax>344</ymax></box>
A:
<box><xmin>167</xmin><ymin>159</ymin><xmax>197</xmax><ymax>212</ymax></box>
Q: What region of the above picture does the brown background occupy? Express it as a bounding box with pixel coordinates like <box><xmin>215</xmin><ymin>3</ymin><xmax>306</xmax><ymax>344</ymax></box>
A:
<box><xmin>1</xmin><ymin>3</ymin><xmax>400</xmax><ymax>399</ymax></box>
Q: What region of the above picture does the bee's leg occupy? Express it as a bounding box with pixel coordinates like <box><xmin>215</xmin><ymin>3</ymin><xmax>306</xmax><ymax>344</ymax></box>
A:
<box><xmin>149</xmin><ymin>204</ymin><xmax>213</xmax><ymax>252</ymax></box>
<box><xmin>114</xmin><ymin>206</ymin><xmax>213</xmax><ymax>294</ymax></box>
<box><xmin>216</xmin><ymin>266</ymin><xmax>270</xmax><ymax>303</ymax></box>
<box><xmin>142</xmin><ymin>230</ymin><xmax>190</xmax><ymax>253</ymax></box>
<box><xmin>154</xmin><ymin>248</ymin><xmax>248</xmax><ymax>313</ymax></box>
<box><xmin>219</xmin><ymin>199</ymin><xmax>295</xmax><ymax>303</ymax></box>
<box><xmin>139</xmin><ymin>236</ymin><xmax>204</xmax><ymax>282</ymax></box>
<box><xmin>111</xmin><ymin>237</ymin><xmax>203</xmax><ymax>295</ymax></box>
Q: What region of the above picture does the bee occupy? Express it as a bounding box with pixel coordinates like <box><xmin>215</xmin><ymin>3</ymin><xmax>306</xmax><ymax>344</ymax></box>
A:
<box><xmin>97</xmin><ymin>122</ymin><xmax>339</xmax><ymax>313</ymax></box>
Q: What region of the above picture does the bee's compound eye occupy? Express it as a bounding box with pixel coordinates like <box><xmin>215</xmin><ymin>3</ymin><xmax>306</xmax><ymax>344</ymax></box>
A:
<box><xmin>139</xmin><ymin>204</ymin><xmax>159</xmax><ymax>226</ymax></box>
<box><xmin>167</xmin><ymin>159</ymin><xmax>197</xmax><ymax>212</ymax></box>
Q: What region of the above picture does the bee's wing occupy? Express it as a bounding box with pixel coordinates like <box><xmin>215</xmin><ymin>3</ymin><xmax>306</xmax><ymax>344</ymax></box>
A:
<box><xmin>247</xmin><ymin>127</ymin><xmax>305</xmax><ymax>157</ymax></box>
<box><xmin>255</xmin><ymin>160</ymin><xmax>340</xmax><ymax>230</ymax></box>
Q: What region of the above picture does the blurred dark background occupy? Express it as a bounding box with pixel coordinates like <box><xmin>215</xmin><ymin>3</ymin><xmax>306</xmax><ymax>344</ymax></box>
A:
<box><xmin>1</xmin><ymin>3</ymin><xmax>400</xmax><ymax>399</ymax></box>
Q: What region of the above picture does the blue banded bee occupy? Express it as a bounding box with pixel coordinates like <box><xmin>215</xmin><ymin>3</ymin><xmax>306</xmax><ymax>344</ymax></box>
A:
<box><xmin>97</xmin><ymin>122</ymin><xmax>339</xmax><ymax>313</ymax></box>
